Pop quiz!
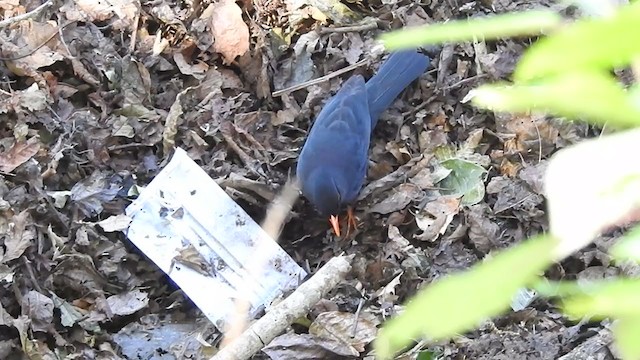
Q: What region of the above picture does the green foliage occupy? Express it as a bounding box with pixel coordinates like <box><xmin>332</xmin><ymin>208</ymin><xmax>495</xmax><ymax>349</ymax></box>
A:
<box><xmin>514</xmin><ymin>4</ymin><xmax>640</xmax><ymax>82</ymax></box>
<box><xmin>560</xmin><ymin>279</ymin><xmax>640</xmax><ymax>319</ymax></box>
<box><xmin>611</xmin><ymin>225</ymin><xmax>640</xmax><ymax>262</ymax></box>
<box><xmin>614</xmin><ymin>317</ymin><xmax>640</xmax><ymax>359</ymax></box>
<box><xmin>380</xmin><ymin>10</ymin><xmax>561</xmax><ymax>50</ymax></box>
<box><xmin>438</xmin><ymin>158</ymin><xmax>486</xmax><ymax>205</ymax></box>
<box><xmin>471</xmin><ymin>71</ymin><xmax>640</xmax><ymax>128</ymax></box>
<box><xmin>375</xmin><ymin>235</ymin><xmax>556</xmax><ymax>359</ymax></box>
<box><xmin>374</xmin><ymin>2</ymin><xmax>640</xmax><ymax>359</ymax></box>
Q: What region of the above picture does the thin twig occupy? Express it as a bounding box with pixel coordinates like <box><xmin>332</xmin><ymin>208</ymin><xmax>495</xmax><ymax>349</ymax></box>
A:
<box><xmin>57</xmin><ymin>22</ymin><xmax>74</xmax><ymax>59</ymax></box>
<box><xmin>272</xmin><ymin>59</ymin><xmax>369</xmax><ymax>97</ymax></box>
<box><xmin>532</xmin><ymin>116</ymin><xmax>543</xmax><ymax>164</ymax></box>
<box><xmin>351</xmin><ymin>296</ymin><xmax>364</xmax><ymax>337</ymax></box>
<box><xmin>0</xmin><ymin>0</ymin><xmax>52</xmax><ymax>28</ymax></box>
<box><xmin>319</xmin><ymin>20</ymin><xmax>378</xmax><ymax>35</ymax></box>
<box><xmin>129</xmin><ymin>12</ymin><xmax>140</xmax><ymax>54</ymax></box>
<box><xmin>107</xmin><ymin>143</ymin><xmax>154</xmax><ymax>152</ymax></box>
<box><xmin>441</xmin><ymin>74</ymin><xmax>487</xmax><ymax>91</ymax></box>
<box><xmin>0</xmin><ymin>21</ymin><xmax>76</xmax><ymax>61</ymax></box>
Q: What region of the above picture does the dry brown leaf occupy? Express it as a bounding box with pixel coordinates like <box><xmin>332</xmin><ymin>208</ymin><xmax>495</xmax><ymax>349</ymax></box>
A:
<box><xmin>105</xmin><ymin>289</ymin><xmax>149</xmax><ymax>316</ymax></box>
<box><xmin>0</xmin><ymin>137</ymin><xmax>40</xmax><ymax>173</ymax></box>
<box><xmin>0</xmin><ymin>0</ymin><xmax>19</xmax><ymax>10</ymax></box>
<box><xmin>467</xmin><ymin>204</ymin><xmax>500</xmax><ymax>253</ymax></box>
<box><xmin>163</xmin><ymin>88</ymin><xmax>188</xmax><ymax>155</ymax></box>
<box><xmin>97</xmin><ymin>214</ymin><xmax>132</xmax><ymax>232</ymax></box>
<box><xmin>4</xmin><ymin>22</ymin><xmax>65</xmax><ymax>76</ymax></box>
<box><xmin>18</xmin><ymin>83</ymin><xmax>48</xmax><ymax>112</ymax></box>
<box><xmin>0</xmin><ymin>301</ymin><xmax>15</xmax><ymax>326</ymax></box>
<box><xmin>369</xmin><ymin>183</ymin><xmax>423</xmax><ymax>214</ymax></box>
<box><xmin>309</xmin><ymin>311</ymin><xmax>379</xmax><ymax>353</ymax></box>
<box><xmin>174</xmin><ymin>51</ymin><xmax>209</xmax><ymax>79</ymax></box>
<box><xmin>62</xmin><ymin>0</ymin><xmax>139</xmax><ymax>29</ymax></box>
<box><xmin>263</xmin><ymin>333</ymin><xmax>356</xmax><ymax>358</ymax></box>
<box><xmin>209</xmin><ymin>0</ymin><xmax>250</xmax><ymax>64</ymax></box>
<box><xmin>374</xmin><ymin>270</ymin><xmax>402</xmax><ymax>305</ymax></box>
<box><xmin>414</xmin><ymin>197</ymin><xmax>461</xmax><ymax>241</ymax></box>
<box><xmin>21</xmin><ymin>291</ymin><xmax>54</xmax><ymax>332</ymax></box>
<box><xmin>1</xmin><ymin>210</ymin><xmax>35</xmax><ymax>264</ymax></box>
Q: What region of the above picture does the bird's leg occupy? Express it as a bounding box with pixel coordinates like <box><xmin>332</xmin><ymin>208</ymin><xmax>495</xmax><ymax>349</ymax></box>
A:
<box><xmin>329</xmin><ymin>215</ymin><xmax>341</xmax><ymax>237</ymax></box>
<box><xmin>329</xmin><ymin>208</ymin><xmax>359</xmax><ymax>238</ymax></box>
<box><xmin>345</xmin><ymin>206</ymin><xmax>359</xmax><ymax>237</ymax></box>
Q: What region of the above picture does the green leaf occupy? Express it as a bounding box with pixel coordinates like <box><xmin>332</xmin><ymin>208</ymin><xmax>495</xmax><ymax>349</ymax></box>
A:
<box><xmin>514</xmin><ymin>2</ymin><xmax>640</xmax><ymax>82</ymax></box>
<box><xmin>379</xmin><ymin>10</ymin><xmax>561</xmax><ymax>50</ymax></box>
<box><xmin>470</xmin><ymin>72</ymin><xmax>640</xmax><ymax>128</ymax></box>
<box><xmin>439</xmin><ymin>159</ymin><xmax>487</xmax><ymax>206</ymax></box>
<box><xmin>374</xmin><ymin>235</ymin><xmax>556</xmax><ymax>359</ymax></box>
<box><xmin>533</xmin><ymin>280</ymin><xmax>585</xmax><ymax>298</ymax></box>
<box><xmin>417</xmin><ymin>350</ymin><xmax>441</xmax><ymax>360</ymax></box>
<box><xmin>614</xmin><ymin>317</ymin><xmax>640</xmax><ymax>360</ymax></box>
<box><xmin>611</xmin><ymin>225</ymin><xmax>640</xmax><ymax>263</ymax></box>
<box><xmin>562</xmin><ymin>279</ymin><xmax>640</xmax><ymax>319</ymax></box>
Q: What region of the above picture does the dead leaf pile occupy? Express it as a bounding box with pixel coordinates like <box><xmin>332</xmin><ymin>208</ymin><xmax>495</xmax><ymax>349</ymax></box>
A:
<box><xmin>0</xmin><ymin>0</ymin><xmax>610</xmax><ymax>357</ymax></box>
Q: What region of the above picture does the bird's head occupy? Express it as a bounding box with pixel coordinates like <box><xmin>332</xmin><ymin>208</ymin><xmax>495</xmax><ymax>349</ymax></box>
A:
<box><xmin>300</xmin><ymin>170</ymin><xmax>347</xmax><ymax>235</ymax></box>
<box><xmin>305</xmin><ymin>175</ymin><xmax>342</xmax><ymax>216</ymax></box>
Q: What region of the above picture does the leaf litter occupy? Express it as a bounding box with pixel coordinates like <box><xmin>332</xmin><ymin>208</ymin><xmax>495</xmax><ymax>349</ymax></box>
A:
<box><xmin>0</xmin><ymin>0</ymin><xmax>616</xmax><ymax>358</ymax></box>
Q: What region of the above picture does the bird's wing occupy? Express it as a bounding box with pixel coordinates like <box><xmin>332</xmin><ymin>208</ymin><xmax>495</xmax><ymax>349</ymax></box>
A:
<box><xmin>308</xmin><ymin>75</ymin><xmax>371</xmax><ymax>137</ymax></box>
<box><xmin>298</xmin><ymin>75</ymin><xmax>371</xmax><ymax>203</ymax></box>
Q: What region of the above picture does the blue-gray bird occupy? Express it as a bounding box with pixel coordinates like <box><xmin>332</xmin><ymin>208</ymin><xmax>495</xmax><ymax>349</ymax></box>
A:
<box><xmin>296</xmin><ymin>50</ymin><xmax>430</xmax><ymax>236</ymax></box>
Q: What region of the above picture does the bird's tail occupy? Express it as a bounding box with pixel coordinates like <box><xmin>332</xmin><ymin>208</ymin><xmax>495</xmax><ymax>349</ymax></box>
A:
<box><xmin>365</xmin><ymin>50</ymin><xmax>430</xmax><ymax>127</ymax></box>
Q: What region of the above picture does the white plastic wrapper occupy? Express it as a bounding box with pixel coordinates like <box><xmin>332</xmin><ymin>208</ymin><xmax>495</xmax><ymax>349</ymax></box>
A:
<box><xmin>125</xmin><ymin>148</ymin><xmax>307</xmax><ymax>329</ymax></box>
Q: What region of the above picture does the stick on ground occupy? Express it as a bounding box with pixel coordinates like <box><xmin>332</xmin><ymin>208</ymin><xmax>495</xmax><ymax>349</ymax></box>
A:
<box><xmin>211</xmin><ymin>255</ymin><xmax>354</xmax><ymax>360</ymax></box>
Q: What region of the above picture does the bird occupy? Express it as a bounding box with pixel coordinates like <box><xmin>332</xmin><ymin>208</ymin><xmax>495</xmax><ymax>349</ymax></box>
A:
<box><xmin>296</xmin><ymin>49</ymin><xmax>431</xmax><ymax>236</ymax></box>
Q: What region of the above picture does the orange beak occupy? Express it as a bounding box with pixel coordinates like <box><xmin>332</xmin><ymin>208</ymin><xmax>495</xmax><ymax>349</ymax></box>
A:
<box><xmin>329</xmin><ymin>215</ymin><xmax>340</xmax><ymax>237</ymax></box>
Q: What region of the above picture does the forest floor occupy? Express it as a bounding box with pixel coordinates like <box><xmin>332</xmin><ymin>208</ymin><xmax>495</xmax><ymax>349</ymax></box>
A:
<box><xmin>0</xmin><ymin>0</ymin><xmax>618</xmax><ymax>359</ymax></box>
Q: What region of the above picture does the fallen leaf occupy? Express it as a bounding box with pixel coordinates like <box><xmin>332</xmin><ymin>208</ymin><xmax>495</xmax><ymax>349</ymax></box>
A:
<box><xmin>49</xmin><ymin>293</ymin><xmax>89</xmax><ymax>329</ymax></box>
<box><xmin>0</xmin><ymin>137</ymin><xmax>41</xmax><ymax>173</ymax></box>
<box><xmin>52</xmin><ymin>254</ymin><xmax>110</xmax><ymax>296</ymax></box>
<box><xmin>1</xmin><ymin>210</ymin><xmax>35</xmax><ymax>264</ymax></box>
<box><xmin>62</xmin><ymin>0</ymin><xmax>139</xmax><ymax>30</ymax></box>
<box><xmin>174</xmin><ymin>50</ymin><xmax>209</xmax><ymax>79</ymax></box>
<box><xmin>486</xmin><ymin>176</ymin><xmax>543</xmax><ymax>215</ymax></box>
<box><xmin>415</xmin><ymin>197</ymin><xmax>460</xmax><ymax>242</ymax></box>
<box><xmin>263</xmin><ymin>333</ymin><xmax>357</xmax><ymax>359</ymax></box>
<box><xmin>110</xmin><ymin>116</ymin><xmax>134</xmax><ymax>138</ymax></box>
<box><xmin>374</xmin><ymin>271</ymin><xmax>403</xmax><ymax>305</ymax></box>
<box><xmin>46</xmin><ymin>190</ymin><xmax>72</xmax><ymax>208</ymax></box>
<box><xmin>285</xmin><ymin>0</ymin><xmax>359</xmax><ymax>28</ymax></box>
<box><xmin>0</xmin><ymin>0</ymin><xmax>19</xmax><ymax>9</ymax></box>
<box><xmin>98</xmin><ymin>214</ymin><xmax>132</xmax><ymax>232</ymax></box>
<box><xmin>310</xmin><ymin>311</ymin><xmax>380</xmax><ymax>353</ymax></box>
<box><xmin>275</xmin><ymin>32</ymin><xmax>318</xmax><ymax>90</ymax></box>
<box><xmin>343</xmin><ymin>33</ymin><xmax>364</xmax><ymax>65</ymax></box>
<box><xmin>4</xmin><ymin>24</ymin><xmax>65</xmax><ymax>76</ymax></box>
<box><xmin>467</xmin><ymin>204</ymin><xmax>500</xmax><ymax>253</ymax></box>
<box><xmin>370</xmin><ymin>184</ymin><xmax>424</xmax><ymax>214</ymax></box>
<box><xmin>18</xmin><ymin>83</ymin><xmax>48</xmax><ymax>112</ymax></box>
<box><xmin>0</xmin><ymin>301</ymin><xmax>15</xmax><ymax>327</ymax></box>
<box><xmin>519</xmin><ymin>161</ymin><xmax>548</xmax><ymax>194</ymax></box>
<box><xmin>439</xmin><ymin>158</ymin><xmax>487</xmax><ymax>206</ymax></box>
<box><xmin>70</xmin><ymin>171</ymin><xmax>122</xmax><ymax>217</ymax></box>
<box><xmin>384</xmin><ymin>225</ymin><xmax>412</xmax><ymax>260</ymax></box>
<box><xmin>21</xmin><ymin>291</ymin><xmax>54</xmax><ymax>332</ymax></box>
<box><xmin>210</xmin><ymin>0</ymin><xmax>250</xmax><ymax>64</ymax></box>
<box><xmin>105</xmin><ymin>289</ymin><xmax>149</xmax><ymax>316</ymax></box>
